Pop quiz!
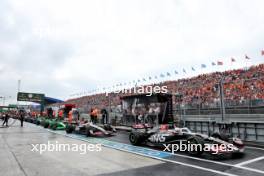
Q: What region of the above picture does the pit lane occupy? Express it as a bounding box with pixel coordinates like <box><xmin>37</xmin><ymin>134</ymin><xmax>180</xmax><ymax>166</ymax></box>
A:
<box><xmin>1</xmin><ymin>121</ymin><xmax>264</xmax><ymax>176</ymax></box>
<box><xmin>107</xmin><ymin>131</ymin><xmax>264</xmax><ymax>173</ymax></box>
<box><xmin>44</xmin><ymin>124</ymin><xmax>264</xmax><ymax>176</ymax></box>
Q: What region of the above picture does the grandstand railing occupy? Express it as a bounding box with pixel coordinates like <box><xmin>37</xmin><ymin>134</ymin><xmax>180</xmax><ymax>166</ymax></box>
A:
<box><xmin>174</xmin><ymin>105</ymin><xmax>264</xmax><ymax>115</ymax></box>
<box><xmin>184</xmin><ymin>120</ymin><xmax>264</xmax><ymax>143</ymax></box>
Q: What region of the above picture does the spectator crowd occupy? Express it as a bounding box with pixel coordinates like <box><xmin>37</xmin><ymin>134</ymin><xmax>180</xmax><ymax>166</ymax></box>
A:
<box><xmin>58</xmin><ymin>64</ymin><xmax>264</xmax><ymax>111</ymax></box>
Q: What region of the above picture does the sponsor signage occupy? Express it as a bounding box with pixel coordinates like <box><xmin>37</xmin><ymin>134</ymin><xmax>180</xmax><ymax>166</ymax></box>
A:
<box><xmin>17</xmin><ymin>92</ymin><xmax>44</xmax><ymax>103</ymax></box>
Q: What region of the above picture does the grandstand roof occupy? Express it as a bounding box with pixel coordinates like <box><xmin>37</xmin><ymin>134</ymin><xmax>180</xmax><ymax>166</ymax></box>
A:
<box><xmin>44</xmin><ymin>97</ymin><xmax>64</xmax><ymax>105</ymax></box>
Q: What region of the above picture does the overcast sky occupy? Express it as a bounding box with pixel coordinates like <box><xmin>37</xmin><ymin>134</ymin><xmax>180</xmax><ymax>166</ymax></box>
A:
<box><xmin>0</xmin><ymin>0</ymin><xmax>264</xmax><ymax>105</ymax></box>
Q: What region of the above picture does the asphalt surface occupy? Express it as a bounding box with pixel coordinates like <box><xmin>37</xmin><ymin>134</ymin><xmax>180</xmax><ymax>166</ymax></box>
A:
<box><xmin>0</xmin><ymin>120</ymin><xmax>264</xmax><ymax>176</ymax></box>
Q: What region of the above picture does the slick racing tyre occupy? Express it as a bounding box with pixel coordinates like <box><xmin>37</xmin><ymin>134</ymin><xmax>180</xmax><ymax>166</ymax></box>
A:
<box><xmin>187</xmin><ymin>136</ymin><xmax>204</xmax><ymax>156</ymax></box>
<box><xmin>43</xmin><ymin>122</ymin><xmax>49</xmax><ymax>128</ymax></box>
<box><xmin>52</xmin><ymin>124</ymin><xmax>57</xmax><ymax>130</ymax></box>
<box><xmin>103</xmin><ymin>124</ymin><xmax>112</xmax><ymax>131</ymax></box>
<box><xmin>40</xmin><ymin>121</ymin><xmax>45</xmax><ymax>127</ymax></box>
<box><xmin>129</xmin><ymin>133</ymin><xmax>143</xmax><ymax>146</ymax></box>
<box><xmin>66</xmin><ymin>125</ymin><xmax>74</xmax><ymax>133</ymax></box>
<box><xmin>86</xmin><ymin>129</ymin><xmax>93</xmax><ymax>137</ymax></box>
<box><xmin>211</xmin><ymin>132</ymin><xmax>229</xmax><ymax>142</ymax></box>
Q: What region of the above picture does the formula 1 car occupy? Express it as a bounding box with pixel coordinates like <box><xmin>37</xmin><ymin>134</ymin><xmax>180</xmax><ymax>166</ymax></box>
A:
<box><xmin>40</xmin><ymin>118</ymin><xmax>50</xmax><ymax>128</ymax></box>
<box><xmin>35</xmin><ymin>117</ymin><xmax>44</xmax><ymax>125</ymax></box>
<box><xmin>129</xmin><ymin>124</ymin><xmax>244</xmax><ymax>157</ymax></box>
<box><xmin>66</xmin><ymin>122</ymin><xmax>116</xmax><ymax>137</ymax></box>
<box><xmin>48</xmin><ymin>119</ymin><xmax>66</xmax><ymax>130</ymax></box>
<box><xmin>25</xmin><ymin>116</ymin><xmax>35</xmax><ymax>123</ymax></box>
<box><xmin>40</xmin><ymin>118</ymin><xmax>66</xmax><ymax>130</ymax></box>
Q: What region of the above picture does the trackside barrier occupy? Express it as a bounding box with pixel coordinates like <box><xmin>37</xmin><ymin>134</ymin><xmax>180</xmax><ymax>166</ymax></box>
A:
<box><xmin>185</xmin><ymin>120</ymin><xmax>264</xmax><ymax>143</ymax></box>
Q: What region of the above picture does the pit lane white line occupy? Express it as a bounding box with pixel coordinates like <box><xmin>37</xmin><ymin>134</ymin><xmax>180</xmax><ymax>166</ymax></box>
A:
<box><xmin>150</xmin><ymin>156</ymin><xmax>238</xmax><ymax>176</ymax></box>
<box><xmin>235</xmin><ymin>166</ymin><xmax>264</xmax><ymax>175</ymax></box>
<box><xmin>235</xmin><ymin>156</ymin><xmax>264</xmax><ymax>166</ymax></box>
<box><xmin>246</xmin><ymin>146</ymin><xmax>264</xmax><ymax>151</ymax></box>
<box><xmin>168</xmin><ymin>152</ymin><xmax>264</xmax><ymax>175</ymax></box>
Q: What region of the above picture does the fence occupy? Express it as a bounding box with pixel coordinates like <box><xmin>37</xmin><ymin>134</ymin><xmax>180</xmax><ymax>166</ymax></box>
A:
<box><xmin>173</xmin><ymin>76</ymin><xmax>264</xmax><ymax>143</ymax></box>
<box><xmin>174</xmin><ymin>106</ymin><xmax>264</xmax><ymax>116</ymax></box>
<box><xmin>185</xmin><ymin>120</ymin><xmax>264</xmax><ymax>142</ymax></box>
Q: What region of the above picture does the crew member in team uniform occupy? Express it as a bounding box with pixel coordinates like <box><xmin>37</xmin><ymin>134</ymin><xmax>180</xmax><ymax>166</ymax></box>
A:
<box><xmin>2</xmin><ymin>113</ymin><xmax>9</xmax><ymax>127</ymax></box>
<box><xmin>19</xmin><ymin>111</ymin><xmax>25</xmax><ymax>127</ymax></box>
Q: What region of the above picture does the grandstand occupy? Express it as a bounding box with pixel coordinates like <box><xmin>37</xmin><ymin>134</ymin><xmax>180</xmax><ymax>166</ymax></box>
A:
<box><xmin>61</xmin><ymin>63</ymin><xmax>264</xmax><ymax>113</ymax></box>
<box><xmin>50</xmin><ymin>64</ymin><xmax>264</xmax><ymax>142</ymax></box>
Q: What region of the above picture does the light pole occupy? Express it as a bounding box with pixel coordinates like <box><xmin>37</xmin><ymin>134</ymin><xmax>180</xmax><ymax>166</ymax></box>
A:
<box><xmin>18</xmin><ymin>80</ymin><xmax>21</xmax><ymax>93</ymax></box>
<box><xmin>17</xmin><ymin>79</ymin><xmax>21</xmax><ymax>107</ymax></box>
<box><xmin>219</xmin><ymin>77</ymin><xmax>226</xmax><ymax>122</ymax></box>
<box><xmin>108</xmin><ymin>92</ymin><xmax>111</xmax><ymax>124</ymax></box>
<box><xmin>0</xmin><ymin>96</ymin><xmax>4</xmax><ymax>106</ymax></box>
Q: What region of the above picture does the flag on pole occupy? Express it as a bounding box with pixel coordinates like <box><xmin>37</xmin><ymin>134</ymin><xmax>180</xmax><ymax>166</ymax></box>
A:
<box><xmin>212</xmin><ymin>62</ymin><xmax>216</xmax><ymax>66</ymax></box>
<box><xmin>245</xmin><ymin>55</ymin><xmax>251</xmax><ymax>60</ymax></box>
<box><xmin>149</xmin><ymin>76</ymin><xmax>152</xmax><ymax>80</ymax></box>
<box><xmin>262</xmin><ymin>50</ymin><xmax>264</xmax><ymax>56</ymax></box>
<box><xmin>201</xmin><ymin>64</ymin><xmax>206</xmax><ymax>68</ymax></box>
<box><xmin>217</xmin><ymin>61</ymin><xmax>223</xmax><ymax>65</ymax></box>
<box><xmin>167</xmin><ymin>72</ymin><xmax>171</xmax><ymax>76</ymax></box>
<box><xmin>231</xmin><ymin>58</ymin><xmax>236</xmax><ymax>62</ymax></box>
<box><xmin>191</xmin><ymin>67</ymin><xmax>195</xmax><ymax>71</ymax></box>
<box><xmin>174</xmin><ymin>70</ymin><xmax>178</xmax><ymax>74</ymax></box>
<box><xmin>183</xmin><ymin>69</ymin><xmax>186</xmax><ymax>73</ymax></box>
<box><xmin>160</xmin><ymin>73</ymin><xmax>165</xmax><ymax>78</ymax></box>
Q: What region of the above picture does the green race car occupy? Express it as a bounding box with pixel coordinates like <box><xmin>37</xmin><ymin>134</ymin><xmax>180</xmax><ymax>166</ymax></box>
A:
<box><xmin>40</xmin><ymin>118</ymin><xmax>50</xmax><ymax>128</ymax></box>
<box><xmin>40</xmin><ymin>117</ymin><xmax>66</xmax><ymax>130</ymax></box>
<box><xmin>49</xmin><ymin>118</ymin><xmax>66</xmax><ymax>130</ymax></box>
<box><xmin>35</xmin><ymin>117</ymin><xmax>45</xmax><ymax>125</ymax></box>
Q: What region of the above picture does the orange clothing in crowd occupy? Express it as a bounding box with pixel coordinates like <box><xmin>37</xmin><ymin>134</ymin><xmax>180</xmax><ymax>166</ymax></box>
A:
<box><xmin>58</xmin><ymin>110</ymin><xmax>63</xmax><ymax>118</ymax></box>
<box><xmin>31</xmin><ymin>112</ymin><xmax>36</xmax><ymax>117</ymax></box>
<box><xmin>91</xmin><ymin>109</ymin><xmax>98</xmax><ymax>117</ymax></box>
<box><xmin>68</xmin><ymin>110</ymin><xmax>73</xmax><ymax>123</ymax></box>
<box><xmin>63</xmin><ymin>63</ymin><xmax>264</xmax><ymax>108</ymax></box>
